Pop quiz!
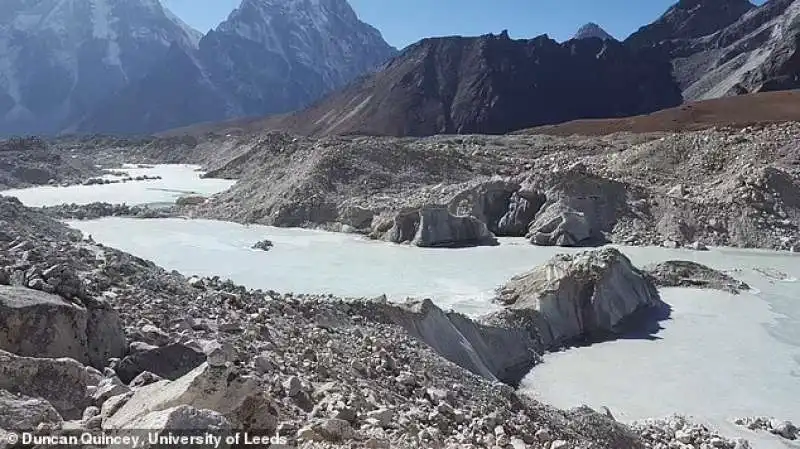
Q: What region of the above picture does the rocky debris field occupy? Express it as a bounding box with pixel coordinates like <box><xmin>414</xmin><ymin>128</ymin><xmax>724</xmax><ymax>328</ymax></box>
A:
<box><xmin>38</xmin><ymin>202</ymin><xmax>178</xmax><ymax>221</ymax></box>
<box><xmin>179</xmin><ymin>123</ymin><xmax>800</xmax><ymax>252</ymax></box>
<box><xmin>0</xmin><ymin>195</ymin><xmax>777</xmax><ymax>449</ymax></box>
<box><xmin>734</xmin><ymin>417</ymin><xmax>798</xmax><ymax>441</ymax></box>
<box><xmin>0</xmin><ymin>137</ymin><xmax>101</xmax><ymax>190</ymax></box>
<box><xmin>644</xmin><ymin>261</ymin><xmax>751</xmax><ymax>294</ymax></box>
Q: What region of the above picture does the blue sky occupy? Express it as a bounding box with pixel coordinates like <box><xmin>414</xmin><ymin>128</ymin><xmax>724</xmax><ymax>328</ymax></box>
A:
<box><xmin>163</xmin><ymin>0</ymin><xmax>767</xmax><ymax>48</ymax></box>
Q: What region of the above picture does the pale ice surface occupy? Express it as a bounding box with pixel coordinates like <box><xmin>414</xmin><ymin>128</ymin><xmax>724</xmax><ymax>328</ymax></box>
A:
<box><xmin>68</xmin><ymin>218</ymin><xmax>800</xmax><ymax>447</ymax></box>
<box><xmin>0</xmin><ymin>164</ymin><xmax>236</xmax><ymax>207</ymax></box>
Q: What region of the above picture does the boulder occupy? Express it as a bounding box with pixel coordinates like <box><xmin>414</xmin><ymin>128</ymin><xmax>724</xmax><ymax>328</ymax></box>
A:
<box><xmin>338</xmin><ymin>205</ymin><xmax>375</xmax><ymax>229</ymax></box>
<box><xmin>120</xmin><ymin>405</ymin><xmax>233</xmax><ymax>448</ymax></box>
<box><xmin>0</xmin><ymin>390</ymin><xmax>63</xmax><ymax>430</ymax></box>
<box><xmin>528</xmin><ymin>169</ymin><xmax>632</xmax><ymax>247</ymax></box>
<box><xmin>104</xmin><ymin>363</ymin><xmax>278</xmax><ymax>433</ymax></box>
<box><xmin>495</xmin><ymin>247</ymin><xmax>661</xmax><ymax>347</ymax></box>
<box><xmin>497</xmin><ymin>190</ymin><xmax>546</xmax><ymax>236</ymax></box>
<box><xmin>448</xmin><ymin>181</ymin><xmax>521</xmax><ymax>233</ymax></box>
<box><xmin>85</xmin><ymin>299</ymin><xmax>127</xmax><ymax>368</ymax></box>
<box><xmin>91</xmin><ymin>376</ymin><xmax>131</xmax><ymax>406</ymax></box>
<box><xmin>251</xmin><ymin>240</ymin><xmax>274</xmax><ymax>251</ymax></box>
<box><xmin>0</xmin><ymin>286</ymin><xmax>126</xmax><ymax>368</ymax></box>
<box><xmin>0</xmin><ymin>350</ymin><xmax>89</xmax><ymax>419</ymax></box>
<box><xmin>115</xmin><ymin>343</ymin><xmax>207</xmax><ymax>384</ymax></box>
<box><xmin>0</xmin><ymin>286</ymin><xmax>88</xmax><ymax>363</ymax></box>
<box><xmin>387</xmin><ymin>206</ymin><xmax>497</xmax><ymax>248</ymax></box>
<box><xmin>528</xmin><ymin>202</ymin><xmax>594</xmax><ymax>246</ymax></box>
<box><xmin>175</xmin><ymin>195</ymin><xmax>207</xmax><ymax>206</ymax></box>
<box><xmin>644</xmin><ymin>260</ymin><xmax>750</xmax><ymax>294</ymax></box>
<box><xmin>128</xmin><ymin>324</ymin><xmax>170</xmax><ymax>347</ymax></box>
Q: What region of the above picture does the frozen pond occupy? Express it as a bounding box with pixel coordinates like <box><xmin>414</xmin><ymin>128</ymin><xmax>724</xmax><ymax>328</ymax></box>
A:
<box><xmin>0</xmin><ymin>164</ymin><xmax>235</xmax><ymax>207</ymax></box>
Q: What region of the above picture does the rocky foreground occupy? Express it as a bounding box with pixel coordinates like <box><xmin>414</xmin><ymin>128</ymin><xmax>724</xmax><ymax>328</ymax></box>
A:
<box><xmin>173</xmin><ymin>124</ymin><xmax>800</xmax><ymax>252</ymax></box>
<box><xmin>1</xmin><ymin>194</ymin><xmax>784</xmax><ymax>449</ymax></box>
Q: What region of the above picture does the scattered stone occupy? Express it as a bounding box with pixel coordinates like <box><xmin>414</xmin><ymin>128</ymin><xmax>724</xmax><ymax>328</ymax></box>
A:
<box><xmin>129</xmin><ymin>371</ymin><xmax>164</xmax><ymax>388</ymax></box>
<box><xmin>251</xmin><ymin>239</ymin><xmax>274</xmax><ymax>251</ymax></box>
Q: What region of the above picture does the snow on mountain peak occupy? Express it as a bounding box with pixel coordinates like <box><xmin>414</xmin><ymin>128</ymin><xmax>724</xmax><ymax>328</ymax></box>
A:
<box><xmin>573</xmin><ymin>22</ymin><xmax>616</xmax><ymax>41</ymax></box>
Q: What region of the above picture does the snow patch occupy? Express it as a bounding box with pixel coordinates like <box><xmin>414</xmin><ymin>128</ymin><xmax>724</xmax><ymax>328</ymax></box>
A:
<box><xmin>89</xmin><ymin>0</ymin><xmax>121</xmax><ymax>67</ymax></box>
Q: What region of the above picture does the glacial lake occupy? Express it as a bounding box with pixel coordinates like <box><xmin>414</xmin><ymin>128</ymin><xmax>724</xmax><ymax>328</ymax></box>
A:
<box><xmin>0</xmin><ymin>164</ymin><xmax>235</xmax><ymax>207</ymax></box>
<box><xmin>2</xmin><ymin>164</ymin><xmax>799</xmax><ymax>447</ymax></box>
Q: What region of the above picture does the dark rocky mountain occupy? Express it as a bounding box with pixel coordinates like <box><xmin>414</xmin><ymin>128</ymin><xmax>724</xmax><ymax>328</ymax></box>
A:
<box><xmin>573</xmin><ymin>23</ymin><xmax>616</xmax><ymax>41</ymax></box>
<box><xmin>74</xmin><ymin>0</ymin><xmax>397</xmax><ymax>135</ymax></box>
<box><xmin>228</xmin><ymin>32</ymin><xmax>682</xmax><ymax>137</ymax></box>
<box><xmin>0</xmin><ymin>0</ymin><xmax>201</xmax><ymax>136</ymax></box>
<box><xmin>625</xmin><ymin>0</ymin><xmax>755</xmax><ymax>49</ymax></box>
<box><xmin>626</xmin><ymin>0</ymin><xmax>800</xmax><ymax>101</ymax></box>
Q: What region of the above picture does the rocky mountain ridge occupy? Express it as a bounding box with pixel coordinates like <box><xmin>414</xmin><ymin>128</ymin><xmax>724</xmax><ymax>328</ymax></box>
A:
<box><xmin>0</xmin><ymin>0</ymin><xmax>202</xmax><ymax>136</ymax></box>
<box><xmin>74</xmin><ymin>0</ymin><xmax>397</xmax><ymax>135</ymax></box>
<box><xmin>0</xmin><ymin>0</ymin><xmax>396</xmax><ymax>137</ymax></box>
<box><xmin>231</xmin><ymin>32</ymin><xmax>682</xmax><ymax>137</ymax></box>
<box><xmin>629</xmin><ymin>0</ymin><xmax>800</xmax><ymax>100</ymax></box>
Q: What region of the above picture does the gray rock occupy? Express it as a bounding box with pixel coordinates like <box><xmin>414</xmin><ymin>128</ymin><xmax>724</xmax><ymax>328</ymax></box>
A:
<box><xmin>132</xmin><ymin>324</ymin><xmax>170</xmax><ymax>347</ymax></box>
<box><xmin>770</xmin><ymin>420</ymin><xmax>797</xmax><ymax>440</ymax></box>
<box><xmin>528</xmin><ymin>203</ymin><xmax>593</xmax><ymax>246</ymax></box>
<box><xmin>85</xmin><ymin>299</ymin><xmax>128</xmax><ymax>368</ymax></box>
<box><xmin>0</xmin><ymin>350</ymin><xmax>89</xmax><ymax>419</ymax></box>
<box><xmin>372</xmin><ymin>298</ymin><xmax>540</xmax><ymax>385</ymax></box>
<box><xmin>115</xmin><ymin>342</ymin><xmax>207</xmax><ymax>384</ymax></box>
<box><xmin>494</xmin><ymin>247</ymin><xmax>661</xmax><ymax>347</ymax></box>
<box><xmin>528</xmin><ymin>169</ymin><xmax>631</xmax><ymax>247</ymax></box>
<box><xmin>0</xmin><ymin>286</ymin><xmax>126</xmax><ymax>368</ymax></box>
<box><xmin>0</xmin><ymin>389</ymin><xmax>63</xmax><ymax>430</ymax></box>
<box><xmin>497</xmin><ymin>190</ymin><xmax>546</xmax><ymax>236</ymax></box>
<box><xmin>120</xmin><ymin>405</ymin><xmax>232</xmax><ymax>448</ymax></box>
<box><xmin>338</xmin><ymin>205</ymin><xmax>375</xmax><ymax>229</ymax></box>
<box><xmin>100</xmin><ymin>392</ymin><xmax>133</xmax><ymax>420</ymax></box>
<box><xmin>448</xmin><ymin>180</ymin><xmax>521</xmax><ymax>234</ymax></box>
<box><xmin>312</xmin><ymin>418</ymin><xmax>355</xmax><ymax>442</ymax></box>
<box><xmin>387</xmin><ymin>206</ymin><xmax>497</xmax><ymax>248</ymax></box>
<box><xmin>251</xmin><ymin>240</ymin><xmax>274</xmax><ymax>252</ymax></box>
<box><xmin>104</xmin><ymin>363</ymin><xmax>278</xmax><ymax>432</ymax></box>
<box><xmin>0</xmin><ymin>285</ymin><xmax>88</xmax><ymax>362</ymax></box>
<box><xmin>129</xmin><ymin>371</ymin><xmax>164</xmax><ymax>388</ymax></box>
<box><xmin>92</xmin><ymin>376</ymin><xmax>131</xmax><ymax>405</ymax></box>
<box><xmin>645</xmin><ymin>260</ymin><xmax>750</xmax><ymax>294</ymax></box>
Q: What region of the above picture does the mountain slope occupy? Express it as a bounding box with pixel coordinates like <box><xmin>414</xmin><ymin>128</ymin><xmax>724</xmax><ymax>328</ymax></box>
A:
<box><xmin>625</xmin><ymin>0</ymin><xmax>755</xmax><ymax>49</ymax></box>
<box><xmin>0</xmin><ymin>0</ymin><xmax>201</xmax><ymax>136</ymax></box>
<box><xmin>76</xmin><ymin>0</ymin><xmax>397</xmax><ymax>135</ymax></box>
<box><xmin>210</xmin><ymin>32</ymin><xmax>682</xmax><ymax>137</ymax></box>
<box><xmin>624</xmin><ymin>0</ymin><xmax>800</xmax><ymax>101</ymax></box>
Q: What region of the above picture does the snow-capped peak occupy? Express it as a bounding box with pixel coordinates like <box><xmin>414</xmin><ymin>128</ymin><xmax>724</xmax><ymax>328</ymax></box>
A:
<box><xmin>573</xmin><ymin>22</ymin><xmax>616</xmax><ymax>41</ymax></box>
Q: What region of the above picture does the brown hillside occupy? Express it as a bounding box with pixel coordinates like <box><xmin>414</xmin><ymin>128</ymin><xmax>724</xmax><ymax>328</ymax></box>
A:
<box><xmin>521</xmin><ymin>90</ymin><xmax>800</xmax><ymax>136</ymax></box>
